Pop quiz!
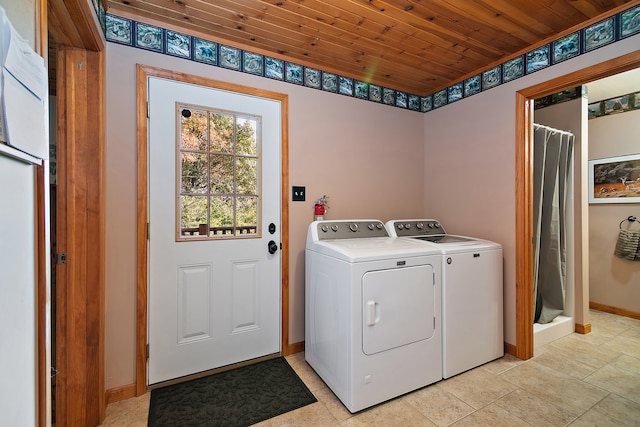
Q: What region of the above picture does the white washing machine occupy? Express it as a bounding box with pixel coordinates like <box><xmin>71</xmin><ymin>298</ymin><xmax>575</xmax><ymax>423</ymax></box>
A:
<box><xmin>305</xmin><ymin>220</ymin><xmax>442</xmax><ymax>413</ymax></box>
<box><xmin>386</xmin><ymin>219</ymin><xmax>503</xmax><ymax>379</ymax></box>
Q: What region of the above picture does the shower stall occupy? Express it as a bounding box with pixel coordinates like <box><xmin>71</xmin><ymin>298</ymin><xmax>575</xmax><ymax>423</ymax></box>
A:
<box><xmin>532</xmin><ymin>117</ymin><xmax>578</xmax><ymax>353</ymax></box>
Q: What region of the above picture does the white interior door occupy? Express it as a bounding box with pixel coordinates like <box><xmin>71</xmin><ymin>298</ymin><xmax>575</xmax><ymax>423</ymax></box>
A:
<box><xmin>148</xmin><ymin>77</ymin><xmax>281</xmax><ymax>385</ymax></box>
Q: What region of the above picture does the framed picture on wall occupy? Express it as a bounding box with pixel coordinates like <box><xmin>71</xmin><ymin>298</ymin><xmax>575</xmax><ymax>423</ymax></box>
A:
<box><xmin>588</xmin><ymin>154</ymin><xmax>640</xmax><ymax>203</ymax></box>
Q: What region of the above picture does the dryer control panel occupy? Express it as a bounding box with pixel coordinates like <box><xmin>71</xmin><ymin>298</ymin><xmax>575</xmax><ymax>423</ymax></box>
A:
<box><xmin>314</xmin><ymin>220</ymin><xmax>388</xmax><ymax>240</ymax></box>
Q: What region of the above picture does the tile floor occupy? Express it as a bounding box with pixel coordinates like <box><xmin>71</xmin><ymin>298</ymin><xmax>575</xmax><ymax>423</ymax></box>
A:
<box><xmin>100</xmin><ymin>310</ymin><xmax>640</xmax><ymax>426</ymax></box>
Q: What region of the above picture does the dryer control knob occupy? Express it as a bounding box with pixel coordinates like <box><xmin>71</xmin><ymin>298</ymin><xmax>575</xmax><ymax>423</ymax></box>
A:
<box><xmin>396</xmin><ymin>224</ymin><xmax>404</xmax><ymax>230</ymax></box>
<box><xmin>376</xmin><ymin>223</ymin><xmax>383</xmax><ymax>229</ymax></box>
<box><xmin>367</xmin><ymin>223</ymin><xmax>375</xmax><ymax>230</ymax></box>
<box><xmin>320</xmin><ymin>225</ymin><xmax>328</xmax><ymax>232</ymax></box>
<box><xmin>416</xmin><ymin>223</ymin><xmax>424</xmax><ymax>229</ymax></box>
<box><xmin>331</xmin><ymin>225</ymin><xmax>339</xmax><ymax>232</ymax></box>
<box><xmin>349</xmin><ymin>223</ymin><xmax>359</xmax><ymax>232</ymax></box>
<box><xmin>404</xmin><ymin>223</ymin><xmax>411</xmax><ymax>229</ymax></box>
<box><xmin>428</xmin><ymin>223</ymin><xmax>434</xmax><ymax>228</ymax></box>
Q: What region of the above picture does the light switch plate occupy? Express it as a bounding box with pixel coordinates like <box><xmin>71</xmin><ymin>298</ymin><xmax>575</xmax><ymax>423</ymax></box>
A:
<box><xmin>292</xmin><ymin>186</ymin><xmax>305</xmax><ymax>201</ymax></box>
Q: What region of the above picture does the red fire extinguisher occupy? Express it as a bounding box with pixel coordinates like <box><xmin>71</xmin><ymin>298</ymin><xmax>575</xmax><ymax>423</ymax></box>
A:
<box><xmin>314</xmin><ymin>195</ymin><xmax>329</xmax><ymax>221</ymax></box>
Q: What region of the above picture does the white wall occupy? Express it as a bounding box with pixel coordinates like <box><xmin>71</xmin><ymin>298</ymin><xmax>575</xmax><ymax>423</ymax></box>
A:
<box><xmin>105</xmin><ymin>43</ymin><xmax>425</xmax><ymax>388</ymax></box>
<box><xmin>422</xmin><ymin>34</ymin><xmax>640</xmax><ymax>345</ymax></box>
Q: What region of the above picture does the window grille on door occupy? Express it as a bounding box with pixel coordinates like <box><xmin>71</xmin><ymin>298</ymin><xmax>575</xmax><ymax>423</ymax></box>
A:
<box><xmin>177</xmin><ymin>105</ymin><xmax>261</xmax><ymax>240</ymax></box>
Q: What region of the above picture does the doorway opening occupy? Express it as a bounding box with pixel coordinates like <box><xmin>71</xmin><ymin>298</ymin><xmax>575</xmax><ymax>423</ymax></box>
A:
<box><xmin>514</xmin><ymin>50</ymin><xmax>640</xmax><ymax>360</ymax></box>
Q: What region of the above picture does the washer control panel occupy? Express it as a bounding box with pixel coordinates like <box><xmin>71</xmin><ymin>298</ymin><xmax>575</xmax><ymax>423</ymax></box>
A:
<box><xmin>316</xmin><ymin>220</ymin><xmax>388</xmax><ymax>240</ymax></box>
<box><xmin>391</xmin><ymin>220</ymin><xmax>447</xmax><ymax>237</ymax></box>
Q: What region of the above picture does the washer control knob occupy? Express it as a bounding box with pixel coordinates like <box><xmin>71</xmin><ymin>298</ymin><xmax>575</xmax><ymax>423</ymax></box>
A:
<box><xmin>396</xmin><ymin>224</ymin><xmax>404</xmax><ymax>230</ymax></box>
<box><xmin>428</xmin><ymin>223</ymin><xmax>434</xmax><ymax>228</ymax></box>
<box><xmin>416</xmin><ymin>223</ymin><xmax>424</xmax><ymax>229</ymax></box>
<box><xmin>331</xmin><ymin>225</ymin><xmax>339</xmax><ymax>232</ymax></box>
<box><xmin>320</xmin><ymin>225</ymin><xmax>328</xmax><ymax>232</ymax></box>
<box><xmin>376</xmin><ymin>223</ymin><xmax>383</xmax><ymax>229</ymax></box>
<box><xmin>367</xmin><ymin>223</ymin><xmax>375</xmax><ymax>230</ymax></box>
<box><xmin>349</xmin><ymin>223</ymin><xmax>359</xmax><ymax>232</ymax></box>
<box><xmin>404</xmin><ymin>223</ymin><xmax>411</xmax><ymax>229</ymax></box>
<box><xmin>434</xmin><ymin>223</ymin><xmax>441</xmax><ymax>228</ymax></box>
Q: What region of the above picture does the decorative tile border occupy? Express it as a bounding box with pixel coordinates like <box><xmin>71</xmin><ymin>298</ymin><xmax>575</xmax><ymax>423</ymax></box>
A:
<box><xmin>105</xmin><ymin>3</ymin><xmax>640</xmax><ymax>113</ymax></box>
<box><xmin>534</xmin><ymin>86</ymin><xmax>582</xmax><ymax>109</ymax></box>
<box><xmin>587</xmin><ymin>90</ymin><xmax>640</xmax><ymax>119</ymax></box>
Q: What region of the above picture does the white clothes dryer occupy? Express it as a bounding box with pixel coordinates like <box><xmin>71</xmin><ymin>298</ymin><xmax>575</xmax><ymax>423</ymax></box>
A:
<box><xmin>385</xmin><ymin>219</ymin><xmax>503</xmax><ymax>379</ymax></box>
<box><xmin>305</xmin><ymin>220</ymin><xmax>442</xmax><ymax>413</ymax></box>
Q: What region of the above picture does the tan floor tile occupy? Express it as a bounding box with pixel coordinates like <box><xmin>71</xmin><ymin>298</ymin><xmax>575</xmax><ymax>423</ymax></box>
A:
<box><xmin>610</xmin><ymin>353</ymin><xmax>640</xmax><ymax>372</ymax></box>
<box><xmin>481</xmin><ymin>353</ymin><xmax>525</xmax><ymax>375</ymax></box>
<box><xmin>313</xmin><ymin>386</ymin><xmax>353</xmax><ymax>422</ymax></box>
<box><xmin>285</xmin><ymin>352</ymin><xmax>307</xmax><ymax>368</ymax></box>
<box><xmin>288</xmin><ymin>359</ymin><xmax>332</xmax><ymax>394</ymax></box>
<box><xmin>341</xmin><ymin>399</ymin><xmax>436</xmax><ymax>427</ymax></box>
<box><xmin>589</xmin><ymin>319</ymin><xmax>632</xmax><ymax>338</ymax></box>
<box><xmin>402</xmin><ymin>383</ymin><xmax>474</xmax><ymax>426</ymax></box>
<box><xmin>99</xmin><ymin>392</ymin><xmax>150</xmax><ymax>426</ymax></box>
<box><xmin>589</xmin><ymin>310</ymin><xmax>640</xmax><ymax>330</ymax></box>
<box><xmin>532</xmin><ymin>345</ymin><xmax>600</xmax><ymax>379</ymax></box>
<box><xmin>493</xmin><ymin>388</ymin><xmax>576</xmax><ymax>426</ymax></box>
<box><xmin>583</xmin><ymin>359</ymin><xmax>640</xmax><ymax>405</ymax></box>
<box><xmin>449</xmin><ymin>402</ymin><xmax>530</xmax><ymax>427</ymax></box>
<box><xmin>438</xmin><ymin>366</ymin><xmax>517</xmax><ymax>410</ymax></box>
<box><xmin>548</xmin><ymin>334</ymin><xmax>619</xmax><ymax>367</ymax></box>
<box><xmin>621</xmin><ymin>326</ymin><xmax>640</xmax><ymax>340</ymax></box>
<box><xmin>501</xmin><ymin>360</ymin><xmax>608</xmax><ymax>416</ymax></box>
<box><xmin>571</xmin><ymin>393</ymin><xmax>640</xmax><ymax>427</ymax></box>
<box><xmin>602</xmin><ymin>335</ymin><xmax>640</xmax><ymax>359</ymax></box>
<box><xmin>252</xmin><ymin>401</ymin><xmax>339</xmax><ymax>427</ymax></box>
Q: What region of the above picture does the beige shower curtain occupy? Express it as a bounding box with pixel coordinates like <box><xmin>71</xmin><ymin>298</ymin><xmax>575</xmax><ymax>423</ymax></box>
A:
<box><xmin>533</xmin><ymin>124</ymin><xmax>574</xmax><ymax>324</ymax></box>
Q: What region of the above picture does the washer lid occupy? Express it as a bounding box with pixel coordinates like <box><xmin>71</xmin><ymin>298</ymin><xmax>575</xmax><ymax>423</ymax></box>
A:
<box><xmin>413</xmin><ymin>235</ymin><xmax>502</xmax><ymax>253</ymax></box>
<box><xmin>307</xmin><ymin>236</ymin><xmax>441</xmax><ymax>262</ymax></box>
<box><xmin>417</xmin><ymin>235</ymin><xmax>475</xmax><ymax>244</ymax></box>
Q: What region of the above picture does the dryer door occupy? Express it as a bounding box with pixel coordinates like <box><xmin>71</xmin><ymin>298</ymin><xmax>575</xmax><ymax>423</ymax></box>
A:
<box><xmin>362</xmin><ymin>265</ymin><xmax>435</xmax><ymax>355</ymax></box>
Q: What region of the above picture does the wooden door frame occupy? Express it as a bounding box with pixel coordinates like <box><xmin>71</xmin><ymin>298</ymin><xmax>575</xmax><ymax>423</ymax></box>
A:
<box><xmin>55</xmin><ymin>46</ymin><xmax>106</xmax><ymax>424</ymax></box>
<box><xmin>514</xmin><ymin>50</ymin><xmax>640</xmax><ymax>360</ymax></box>
<box><xmin>135</xmin><ymin>65</ymin><xmax>290</xmax><ymax>395</ymax></box>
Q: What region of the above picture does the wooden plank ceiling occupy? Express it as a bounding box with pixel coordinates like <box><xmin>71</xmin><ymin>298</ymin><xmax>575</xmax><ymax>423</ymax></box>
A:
<box><xmin>106</xmin><ymin>0</ymin><xmax>635</xmax><ymax>95</ymax></box>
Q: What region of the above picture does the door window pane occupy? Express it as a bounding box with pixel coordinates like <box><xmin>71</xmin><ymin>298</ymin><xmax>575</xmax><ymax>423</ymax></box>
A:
<box><xmin>181</xmin><ymin>109</ymin><xmax>208</xmax><ymax>151</ymax></box>
<box><xmin>181</xmin><ymin>152</ymin><xmax>208</xmax><ymax>194</ymax></box>
<box><xmin>236</xmin><ymin>157</ymin><xmax>257</xmax><ymax>195</ymax></box>
<box><xmin>237</xmin><ymin>197</ymin><xmax>258</xmax><ymax>231</ymax></box>
<box><xmin>210</xmin><ymin>155</ymin><xmax>234</xmax><ymax>194</ymax></box>
<box><xmin>236</xmin><ymin>117</ymin><xmax>258</xmax><ymax>156</ymax></box>
<box><xmin>180</xmin><ymin>195</ymin><xmax>208</xmax><ymax>236</ymax></box>
<box><xmin>178</xmin><ymin>106</ymin><xmax>260</xmax><ymax>239</ymax></box>
<box><xmin>210</xmin><ymin>113</ymin><xmax>234</xmax><ymax>153</ymax></box>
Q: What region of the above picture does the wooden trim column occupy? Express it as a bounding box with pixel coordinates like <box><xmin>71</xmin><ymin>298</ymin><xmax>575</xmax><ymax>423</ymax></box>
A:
<box><xmin>514</xmin><ymin>93</ymin><xmax>534</xmax><ymax>360</ymax></box>
<box><xmin>55</xmin><ymin>45</ymin><xmax>105</xmax><ymax>426</ymax></box>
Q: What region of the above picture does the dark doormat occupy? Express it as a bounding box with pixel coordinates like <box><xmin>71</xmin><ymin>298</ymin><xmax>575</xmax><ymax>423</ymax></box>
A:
<box><xmin>148</xmin><ymin>357</ymin><xmax>317</xmax><ymax>426</ymax></box>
